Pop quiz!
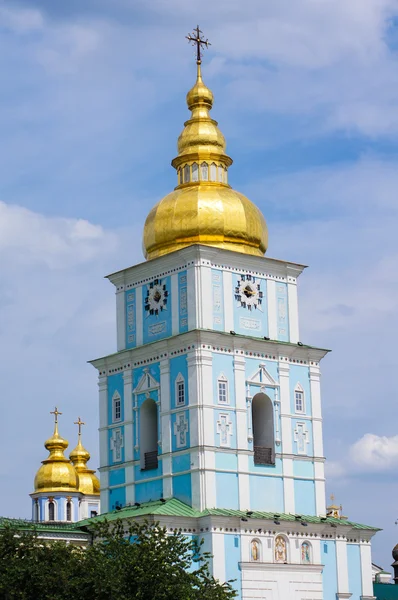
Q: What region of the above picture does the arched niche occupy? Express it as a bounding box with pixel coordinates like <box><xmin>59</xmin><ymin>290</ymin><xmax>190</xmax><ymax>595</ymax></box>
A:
<box><xmin>252</xmin><ymin>392</ymin><xmax>275</xmax><ymax>465</ymax></box>
<box><xmin>140</xmin><ymin>398</ymin><xmax>158</xmax><ymax>470</ymax></box>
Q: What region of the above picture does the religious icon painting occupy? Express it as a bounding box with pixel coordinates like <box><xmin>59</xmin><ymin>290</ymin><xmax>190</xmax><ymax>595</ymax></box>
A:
<box><xmin>274</xmin><ymin>535</ymin><xmax>287</xmax><ymax>563</ymax></box>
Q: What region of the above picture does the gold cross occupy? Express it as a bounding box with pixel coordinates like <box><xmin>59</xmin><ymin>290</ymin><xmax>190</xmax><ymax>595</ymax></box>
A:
<box><xmin>330</xmin><ymin>493</ymin><xmax>335</xmax><ymax>503</ymax></box>
<box><xmin>50</xmin><ymin>406</ymin><xmax>62</xmax><ymax>425</ymax></box>
<box><xmin>186</xmin><ymin>25</ymin><xmax>211</xmax><ymax>65</ymax></box>
<box><xmin>74</xmin><ymin>417</ymin><xmax>85</xmax><ymax>436</ymax></box>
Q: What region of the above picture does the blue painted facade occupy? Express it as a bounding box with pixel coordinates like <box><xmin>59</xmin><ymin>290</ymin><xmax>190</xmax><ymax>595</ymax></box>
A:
<box><xmin>233</xmin><ymin>274</ymin><xmax>268</xmax><ymax>338</ymax></box>
<box><xmin>347</xmin><ymin>544</ymin><xmax>362</xmax><ymax>600</ymax></box>
<box><xmin>321</xmin><ymin>541</ymin><xmax>338</xmax><ymax>600</ymax></box>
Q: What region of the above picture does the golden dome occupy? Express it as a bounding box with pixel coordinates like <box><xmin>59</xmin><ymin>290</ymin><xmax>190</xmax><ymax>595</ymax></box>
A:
<box><xmin>69</xmin><ymin>418</ymin><xmax>100</xmax><ymax>496</ymax></box>
<box><xmin>34</xmin><ymin>408</ymin><xmax>79</xmax><ymax>494</ymax></box>
<box><xmin>143</xmin><ymin>62</ymin><xmax>268</xmax><ymax>260</ymax></box>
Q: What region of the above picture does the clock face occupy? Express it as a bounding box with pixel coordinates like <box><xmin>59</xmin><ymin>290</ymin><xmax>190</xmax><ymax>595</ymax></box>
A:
<box><xmin>235</xmin><ymin>274</ymin><xmax>263</xmax><ymax>311</ymax></box>
<box><xmin>145</xmin><ymin>279</ymin><xmax>169</xmax><ymax>316</ymax></box>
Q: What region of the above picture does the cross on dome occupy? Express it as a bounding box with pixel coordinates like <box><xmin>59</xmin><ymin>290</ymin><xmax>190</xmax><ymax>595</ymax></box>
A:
<box><xmin>186</xmin><ymin>25</ymin><xmax>211</xmax><ymax>64</ymax></box>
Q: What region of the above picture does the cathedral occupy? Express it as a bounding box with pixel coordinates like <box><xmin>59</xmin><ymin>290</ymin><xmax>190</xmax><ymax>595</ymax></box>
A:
<box><xmin>85</xmin><ymin>29</ymin><xmax>379</xmax><ymax>600</ymax></box>
<box><xmin>6</xmin><ymin>28</ymin><xmax>381</xmax><ymax>600</ymax></box>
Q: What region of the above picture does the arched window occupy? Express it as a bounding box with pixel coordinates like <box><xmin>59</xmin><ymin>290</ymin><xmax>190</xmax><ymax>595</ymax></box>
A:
<box><xmin>192</xmin><ymin>162</ymin><xmax>199</xmax><ymax>182</ymax></box>
<box><xmin>140</xmin><ymin>398</ymin><xmax>158</xmax><ymax>470</ymax></box>
<box><xmin>301</xmin><ymin>541</ymin><xmax>312</xmax><ymax>564</ymax></box>
<box><xmin>210</xmin><ymin>162</ymin><xmax>217</xmax><ymax>181</ymax></box>
<box><xmin>66</xmin><ymin>501</ymin><xmax>72</xmax><ymax>522</ymax></box>
<box><xmin>184</xmin><ymin>164</ymin><xmax>190</xmax><ymax>183</ymax></box>
<box><xmin>112</xmin><ymin>391</ymin><xmax>121</xmax><ymax>422</ymax></box>
<box><xmin>218</xmin><ymin>165</ymin><xmax>224</xmax><ymax>182</ymax></box>
<box><xmin>274</xmin><ymin>535</ymin><xmax>288</xmax><ymax>563</ymax></box>
<box><xmin>201</xmin><ymin>162</ymin><xmax>208</xmax><ymax>180</ymax></box>
<box><xmin>217</xmin><ymin>373</ymin><xmax>228</xmax><ymax>404</ymax></box>
<box><xmin>175</xmin><ymin>373</ymin><xmax>185</xmax><ymax>406</ymax></box>
<box><xmin>250</xmin><ymin>539</ymin><xmax>261</xmax><ymax>561</ymax></box>
<box><xmin>48</xmin><ymin>501</ymin><xmax>55</xmax><ymax>521</ymax></box>
<box><xmin>252</xmin><ymin>393</ymin><xmax>275</xmax><ymax>464</ymax></box>
<box><xmin>178</xmin><ymin>168</ymin><xmax>183</xmax><ymax>185</ymax></box>
<box><xmin>224</xmin><ymin>167</ymin><xmax>228</xmax><ymax>183</ymax></box>
<box><xmin>294</xmin><ymin>383</ymin><xmax>305</xmax><ymax>413</ymax></box>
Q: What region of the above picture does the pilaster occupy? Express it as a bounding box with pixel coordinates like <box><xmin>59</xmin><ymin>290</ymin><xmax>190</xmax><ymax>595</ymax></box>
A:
<box><xmin>336</xmin><ymin>538</ymin><xmax>351</xmax><ymax>598</ymax></box>
<box><xmin>123</xmin><ymin>370</ymin><xmax>133</xmax><ymax>462</ymax></box>
<box><xmin>267</xmin><ymin>279</ymin><xmax>277</xmax><ymax>340</ymax></box>
<box><xmin>278</xmin><ymin>361</ymin><xmax>292</xmax><ymax>454</ymax></box>
<box><xmin>135</xmin><ymin>285</ymin><xmax>143</xmax><ymax>347</ymax></box>
<box><xmin>171</xmin><ymin>273</ymin><xmax>179</xmax><ymax>335</ymax></box>
<box><xmin>287</xmin><ymin>279</ymin><xmax>299</xmax><ymax>343</ymax></box>
<box><xmin>223</xmin><ymin>271</ymin><xmax>234</xmax><ymax>332</ymax></box>
<box><xmin>360</xmin><ymin>541</ymin><xmax>376</xmax><ymax>599</ymax></box>
<box><xmin>234</xmin><ymin>355</ymin><xmax>247</xmax><ymax>449</ymax></box>
<box><xmin>116</xmin><ymin>289</ymin><xmax>125</xmax><ymax>351</ymax></box>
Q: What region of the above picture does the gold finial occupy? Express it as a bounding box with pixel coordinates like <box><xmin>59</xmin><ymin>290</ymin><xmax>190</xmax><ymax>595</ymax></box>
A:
<box><xmin>74</xmin><ymin>417</ymin><xmax>85</xmax><ymax>438</ymax></box>
<box><xmin>186</xmin><ymin>25</ymin><xmax>211</xmax><ymax>65</ymax></box>
<box><xmin>330</xmin><ymin>493</ymin><xmax>335</xmax><ymax>503</ymax></box>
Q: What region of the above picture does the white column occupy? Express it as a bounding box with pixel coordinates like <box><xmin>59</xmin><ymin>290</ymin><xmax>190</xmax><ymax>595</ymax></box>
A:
<box><xmin>287</xmin><ymin>279</ymin><xmax>299</xmax><ymax>343</ymax></box>
<box><xmin>123</xmin><ymin>370</ymin><xmax>133</xmax><ymax>462</ymax></box>
<box><xmin>98</xmin><ymin>375</ymin><xmax>108</xmax><ymax>471</ymax></box>
<box><xmin>211</xmin><ymin>532</ymin><xmax>226</xmax><ymax>584</ymax></box>
<box><xmin>234</xmin><ymin>355</ymin><xmax>247</xmax><ymax>449</ymax></box>
<box><xmin>187</xmin><ymin>264</ymin><xmax>197</xmax><ymax>330</ymax></box>
<box><xmin>100</xmin><ymin>471</ymin><xmax>109</xmax><ymax>513</ymax></box>
<box><xmin>160</xmin><ymin>359</ymin><xmax>171</xmax><ymax>452</ymax></box>
<box><xmin>199</xmin><ymin>264</ymin><xmax>213</xmax><ymax>330</ymax></box>
<box><xmin>310</xmin><ymin>365</ymin><xmax>324</xmax><ymax>464</ymax></box>
<box><xmin>136</xmin><ymin>285</ymin><xmax>143</xmax><ymax>346</ymax></box>
<box><xmin>223</xmin><ymin>271</ymin><xmax>234</xmax><ymax>332</ymax></box>
<box><xmin>360</xmin><ymin>541</ymin><xmax>375</xmax><ymax>599</ymax></box>
<box><xmin>314</xmin><ymin>461</ymin><xmax>326</xmax><ymax>516</ymax></box>
<box><xmin>267</xmin><ymin>279</ymin><xmax>277</xmax><ymax>340</ymax></box>
<box><xmin>335</xmin><ymin>538</ymin><xmax>351</xmax><ymax>598</ymax></box>
<box><xmin>279</xmin><ymin>361</ymin><xmax>292</xmax><ymax>454</ymax></box>
<box><xmin>204</xmin><ymin>450</ymin><xmax>216</xmax><ymax>508</ymax></box>
<box><xmin>116</xmin><ymin>289</ymin><xmax>126</xmax><ymax>351</ymax></box>
<box><xmin>238</xmin><ymin>454</ymin><xmax>250</xmax><ymax>510</ymax></box>
<box><xmin>171</xmin><ymin>273</ymin><xmax>179</xmax><ymax>335</ymax></box>
<box><xmin>125</xmin><ymin>465</ymin><xmax>135</xmax><ymax>505</ymax></box>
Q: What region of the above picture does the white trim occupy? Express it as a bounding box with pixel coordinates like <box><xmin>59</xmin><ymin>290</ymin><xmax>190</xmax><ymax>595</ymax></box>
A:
<box><xmin>112</xmin><ymin>390</ymin><xmax>122</xmax><ymax>423</ymax></box>
<box><xmin>211</xmin><ymin>532</ymin><xmax>226</xmax><ymax>584</ymax></box>
<box><xmin>294</xmin><ymin>383</ymin><xmax>305</xmax><ymax>414</ymax></box>
<box><xmin>287</xmin><ymin>279</ymin><xmax>300</xmax><ymax>343</ymax></box>
<box><xmin>175</xmin><ymin>372</ymin><xmax>186</xmax><ymax>406</ymax></box>
<box><xmin>171</xmin><ymin>273</ymin><xmax>179</xmax><ymax>335</ymax></box>
<box><xmin>217</xmin><ymin>372</ymin><xmax>229</xmax><ymax>404</ymax></box>
<box><xmin>116</xmin><ymin>289</ymin><xmax>126</xmax><ymax>351</ymax></box>
<box><xmin>135</xmin><ymin>285</ymin><xmax>143</xmax><ymax>347</ymax></box>
<box><xmin>223</xmin><ymin>271</ymin><xmax>234</xmax><ymax>332</ymax></box>
<box><xmin>267</xmin><ymin>279</ymin><xmax>278</xmax><ymax>340</ymax></box>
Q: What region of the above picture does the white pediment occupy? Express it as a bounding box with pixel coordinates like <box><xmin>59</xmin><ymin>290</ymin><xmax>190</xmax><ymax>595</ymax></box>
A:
<box><xmin>134</xmin><ymin>368</ymin><xmax>160</xmax><ymax>393</ymax></box>
<box><xmin>247</xmin><ymin>363</ymin><xmax>278</xmax><ymax>388</ymax></box>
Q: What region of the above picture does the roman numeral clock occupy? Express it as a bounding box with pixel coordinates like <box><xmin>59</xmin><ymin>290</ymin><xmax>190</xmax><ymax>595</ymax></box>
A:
<box><xmin>235</xmin><ymin>274</ymin><xmax>263</xmax><ymax>311</ymax></box>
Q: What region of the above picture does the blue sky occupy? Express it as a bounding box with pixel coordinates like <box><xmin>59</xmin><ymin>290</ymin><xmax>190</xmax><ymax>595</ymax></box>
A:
<box><xmin>1</xmin><ymin>0</ymin><xmax>398</xmax><ymax>571</ymax></box>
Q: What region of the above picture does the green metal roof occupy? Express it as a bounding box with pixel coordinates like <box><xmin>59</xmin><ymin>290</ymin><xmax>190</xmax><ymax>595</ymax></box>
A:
<box><xmin>0</xmin><ymin>517</ymin><xmax>82</xmax><ymax>534</ymax></box>
<box><xmin>374</xmin><ymin>583</ymin><xmax>398</xmax><ymax>599</ymax></box>
<box><xmin>78</xmin><ymin>499</ymin><xmax>379</xmax><ymax>531</ymax></box>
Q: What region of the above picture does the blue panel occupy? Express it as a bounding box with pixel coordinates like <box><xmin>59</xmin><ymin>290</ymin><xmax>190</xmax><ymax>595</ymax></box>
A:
<box><xmin>172</xmin><ymin>453</ymin><xmax>191</xmax><ymax>473</ymax></box>
<box><xmin>125</xmin><ymin>289</ymin><xmax>136</xmax><ymax>349</ymax></box>
<box><xmin>212</xmin><ymin>353</ymin><xmax>235</xmax><ymax>407</ymax></box>
<box><xmin>248</xmin><ymin>456</ymin><xmax>283</xmax><ymax>475</ymax></box>
<box><xmin>291</xmin><ymin>418</ymin><xmax>314</xmax><ymax>456</ymax></box>
<box><xmin>107</xmin><ymin>373</ymin><xmax>124</xmax><ymax>425</ymax></box>
<box><xmin>109</xmin><ymin>486</ymin><xmax>126</xmax><ymax>510</ymax></box>
<box><xmin>134</xmin><ymin>461</ymin><xmax>163</xmax><ymax>481</ymax></box>
<box><xmin>347</xmin><ymin>544</ymin><xmax>362</xmax><ymax>600</ymax></box>
<box><xmin>133</xmin><ymin>362</ymin><xmax>160</xmax><ymax>391</ymax></box>
<box><xmin>109</xmin><ymin>468</ymin><xmax>126</xmax><ymax>486</ymax></box>
<box><xmin>224</xmin><ymin>534</ymin><xmax>242</xmax><ymax>600</ymax></box>
<box><xmin>289</xmin><ymin>364</ymin><xmax>312</xmax><ymax>415</ymax></box>
<box><xmin>216</xmin><ymin>472</ymin><xmax>239</xmax><ymax>509</ymax></box>
<box><xmin>135</xmin><ymin>479</ymin><xmax>163</xmax><ymax>503</ymax></box>
<box><xmin>233</xmin><ymin>273</ymin><xmax>268</xmax><ymax>338</ymax></box>
<box><xmin>322</xmin><ymin>541</ymin><xmax>337</xmax><ymax>600</ymax></box>
<box><xmin>244</xmin><ymin>357</ymin><xmax>279</xmax><ymax>384</ymax></box>
<box><xmin>171</xmin><ymin>411</ymin><xmax>190</xmax><ymax>451</ymax></box>
<box><xmin>214</xmin><ymin>409</ymin><xmax>237</xmax><ymax>449</ymax></box>
<box><xmin>178</xmin><ymin>271</ymin><xmax>188</xmax><ymax>333</ymax></box>
<box><xmin>170</xmin><ymin>355</ymin><xmax>188</xmax><ymax>409</ymax></box>
<box><xmin>275</xmin><ymin>282</ymin><xmax>289</xmax><ymax>342</ymax></box>
<box><xmin>249</xmin><ymin>475</ymin><xmax>284</xmax><ymax>512</ymax></box>
<box><xmin>108</xmin><ymin>426</ymin><xmax>125</xmax><ymax>465</ymax></box>
<box><xmin>212</xmin><ymin>269</ymin><xmax>224</xmax><ymax>331</ymax></box>
<box><xmin>143</xmin><ymin>276</ymin><xmax>172</xmax><ymax>344</ymax></box>
<box><xmin>293</xmin><ymin>460</ymin><xmax>315</xmax><ymax>478</ymax></box>
<box><xmin>294</xmin><ymin>479</ymin><xmax>316</xmax><ymax>515</ymax></box>
<box><xmin>173</xmin><ymin>473</ymin><xmax>192</xmax><ymax>505</ymax></box>
<box><xmin>215</xmin><ymin>452</ymin><xmax>238</xmax><ymax>471</ymax></box>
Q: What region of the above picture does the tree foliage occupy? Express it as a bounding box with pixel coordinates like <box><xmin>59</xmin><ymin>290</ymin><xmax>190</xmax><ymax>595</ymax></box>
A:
<box><xmin>0</xmin><ymin>520</ymin><xmax>237</xmax><ymax>600</ymax></box>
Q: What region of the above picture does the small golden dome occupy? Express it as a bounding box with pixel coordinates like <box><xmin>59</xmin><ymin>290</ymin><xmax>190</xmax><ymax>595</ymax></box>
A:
<box><xmin>143</xmin><ymin>62</ymin><xmax>268</xmax><ymax>260</ymax></box>
<box><xmin>34</xmin><ymin>409</ymin><xmax>79</xmax><ymax>494</ymax></box>
<box><xmin>69</xmin><ymin>418</ymin><xmax>100</xmax><ymax>496</ymax></box>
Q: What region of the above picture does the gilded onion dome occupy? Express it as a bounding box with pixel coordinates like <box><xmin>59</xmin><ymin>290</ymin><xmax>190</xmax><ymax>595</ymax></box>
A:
<box><xmin>143</xmin><ymin>61</ymin><xmax>268</xmax><ymax>260</ymax></box>
<box><xmin>34</xmin><ymin>408</ymin><xmax>79</xmax><ymax>494</ymax></box>
<box><xmin>69</xmin><ymin>418</ymin><xmax>100</xmax><ymax>496</ymax></box>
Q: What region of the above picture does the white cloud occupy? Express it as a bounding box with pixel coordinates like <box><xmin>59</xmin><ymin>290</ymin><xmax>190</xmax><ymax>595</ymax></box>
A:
<box><xmin>350</xmin><ymin>433</ymin><xmax>398</xmax><ymax>470</ymax></box>
<box><xmin>0</xmin><ymin>201</ymin><xmax>117</xmax><ymax>268</ymax></box>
